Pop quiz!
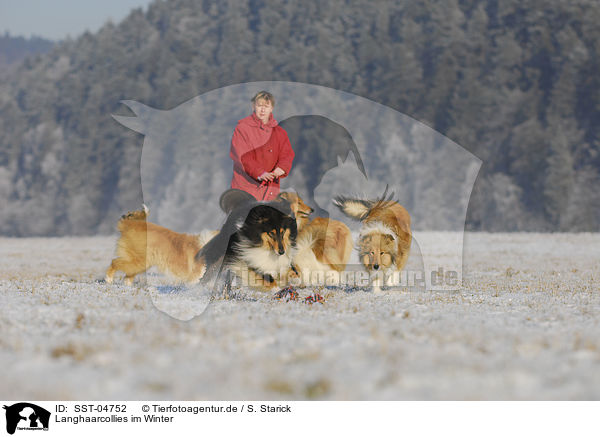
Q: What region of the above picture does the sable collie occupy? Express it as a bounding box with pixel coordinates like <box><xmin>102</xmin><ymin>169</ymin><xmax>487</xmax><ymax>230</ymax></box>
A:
<box><xmin>291</xmin><ymin>217</ymin><xmax>353</xmax><ymax>287</ymax></box>
<box><xmin>334</xmin><ymin>188</ymin><xmax>411</xmax><ymax>289</ymax></box>
<box><xmin>105</xmin><ymin>205</ymin><xmax>217</xmax><ymax>285</ymax></box>
<box><xmin>276</xmin><ymin>192</ymin><xmax>353</xmax><ymax>287</ymax></box>
<box><xmin>276</xmin><ymin>191</ymin><xmax>313</xmax><ymax>231</ymax></box>
<box><xmin>197</xmin><ymin>199</ymin><xmax>298</xmax><ymax>291</ymax></box>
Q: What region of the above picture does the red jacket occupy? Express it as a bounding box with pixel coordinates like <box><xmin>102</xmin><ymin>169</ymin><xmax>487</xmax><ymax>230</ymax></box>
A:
<box><xmin>229</xmin><ymin>113</ymin><xmax>294</xmax><ymax>201</ymax></box>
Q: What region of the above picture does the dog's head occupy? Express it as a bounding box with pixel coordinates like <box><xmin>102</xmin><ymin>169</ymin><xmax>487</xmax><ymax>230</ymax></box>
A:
<box><xmin>120</xmin><ymin>204</ymin><xmax>149</xmax><ymax>221</ymax></box>
<box><xmin>277</xmin><ymin>192</ymin><xmax>313</xmax><ymax>231</ymax></box>
<box><xmin>242</xmin><ymin>203</ymin><xmax>298</xmax><ymax>257</ymax></box>
<box><xmin>358</xmin><ymin>232</ymin><xmax>397</xmax><ymax>271</ymax></box>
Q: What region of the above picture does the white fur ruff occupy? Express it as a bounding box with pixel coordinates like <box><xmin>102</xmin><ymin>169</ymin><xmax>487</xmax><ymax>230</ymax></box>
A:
<box><xmin>234</xmin><ymin>238</ymin><xmax>296</xmax><ymax>275</ymax></box>
<box><xmin>359</xmin><ymin>221</ymin><xmax>397</xmax><ymax>241</ymax></box>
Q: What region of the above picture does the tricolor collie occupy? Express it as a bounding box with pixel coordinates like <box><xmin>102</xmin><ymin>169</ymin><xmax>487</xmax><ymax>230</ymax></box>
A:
<box><xmin>334</xmin><ymin>188</ymin><xmax>411</xmax><ymax>289</ymax></box>
<box><xmin>105</xmin><ymin>205</ymin><xmax>217</xmax><ymax>285</ymax></box>
<box><xmin>198</xmin><ymin>198</ymin><xmax>298</xmax><ymax>291</ymax></box>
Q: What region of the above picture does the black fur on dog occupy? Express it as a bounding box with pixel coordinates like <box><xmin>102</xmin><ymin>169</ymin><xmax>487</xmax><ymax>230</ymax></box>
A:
<box><xmin>197</xmin><ymin>197</ymin><xmax>298</xmax><ymax>288</ymax></box>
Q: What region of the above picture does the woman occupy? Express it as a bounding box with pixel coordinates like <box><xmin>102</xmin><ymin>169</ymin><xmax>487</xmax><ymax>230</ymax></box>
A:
<box><xmin>229</xmin><ymin>91</ymin><xmax>294</xmax><ymax>201</ymax></box>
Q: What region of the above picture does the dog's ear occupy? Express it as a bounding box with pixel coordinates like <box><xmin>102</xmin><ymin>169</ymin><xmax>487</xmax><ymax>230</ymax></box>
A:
<box><xmin>277</xmin><ymin>192</ymin><xmax>293</xmax><ymax>203</ymax></box>
<box><xmin>383</xmin><ymin>234</ymin><xmax>396</xmax><ymax>244</ymax></box>
<box><xmin>268</xmin><ymin>199</ymin><xmax>294</xmax><ymax>218</ymax></box>
<box><xmin>276</xmin><ymin>193</ymin><xmax>296</xmax><ymax>213</ymax></box>
<box><xmin>397</xmin><ymin>229</ymin><xmax>411</xmax><ymax>246</ymax></box>
<box><xmin>357</xmin><ymin>234</ymin><xmax>372</xmax><ymax>249</ymax></box>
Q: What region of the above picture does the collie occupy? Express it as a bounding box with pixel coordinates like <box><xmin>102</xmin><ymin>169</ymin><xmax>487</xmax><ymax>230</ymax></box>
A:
<box><xmin>334</xmin><ymin>188</ymin><xmax>411</xmax><ymax>289</ymax></box>
<box><xmin>198</xmin><ymin>199</ymin><xmax>298</xmax><ymax>291</ymax></box>
<box><xmin>276</xmin><ymin>191</ymin><xmax>313</xmax><ymax>231</ymax></box>
<box><xmin>291</xmin><ymin>217</ymin><xmax>353</xmax><ymax>287</ymax></box>
<box><xmin>220</xmin><ymin>189</ymin><xmax>313</xmax><ymax>231</ymax></box>
<box><xmin>105</xmin><ymin>205</ymin><xmax>217</xmax><ymax>285</ymax></box>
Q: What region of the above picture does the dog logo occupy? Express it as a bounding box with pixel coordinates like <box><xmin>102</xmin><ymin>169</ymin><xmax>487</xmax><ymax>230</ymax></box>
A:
<box><xmin>3</xmin><ymin>403</ymin><xmax>50</xmax><ymax>434</ymax></box>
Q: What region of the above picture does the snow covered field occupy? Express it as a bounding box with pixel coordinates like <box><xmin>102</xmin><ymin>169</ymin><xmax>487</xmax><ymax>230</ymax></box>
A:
<box><xmin>0</xmin><ymin>233</ymin><xmax>599</xmax><ymax>400</ymax></box>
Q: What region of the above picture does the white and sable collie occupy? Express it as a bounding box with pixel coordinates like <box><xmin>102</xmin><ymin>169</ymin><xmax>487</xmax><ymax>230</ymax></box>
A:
<box><xmin>276</xmin><ymin>192</ymin><xmax>353</xmax><ymax>287</ymax></box>
<box><xmin>334</xmin><ymin>188</ymin><xmax>411</xmax><ymax>289</ymax></box>
<box><xmin>291</xmin><ymin>217</ymin><xmax>353</xmax><ymax>287</ymax></box>
<box><xmin>105</xmin><ymin>205</ymin><xmax>217</xmax><ymax>285</ymax></box>
<box><xmin>277</xmin><ymin>192</ymin><xmax>353</xmax><ymax>288</ymax></box>
<box><xmin>276</xmin><ymin>191</ymin><xmax>313</xmax><ymax>232</ymax></box>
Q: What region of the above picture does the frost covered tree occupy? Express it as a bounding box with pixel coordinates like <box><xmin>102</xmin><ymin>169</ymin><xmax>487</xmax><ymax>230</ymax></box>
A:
<box><xmin>0</xmin><ymin>0</ymin><xmax>599</xmax><ymax>235</ymax></box>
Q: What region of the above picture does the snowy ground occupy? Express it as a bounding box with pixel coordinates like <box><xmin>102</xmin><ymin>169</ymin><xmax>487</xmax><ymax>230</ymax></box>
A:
<box><xmin>0</xmin><ymin>232</ymin><xmax>599</xmax><ymax>400</ymax></box>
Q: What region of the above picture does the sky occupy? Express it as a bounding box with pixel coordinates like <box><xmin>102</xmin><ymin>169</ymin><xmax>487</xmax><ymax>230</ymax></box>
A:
<box><xmin>0</xmin><ymin>0</ymin><xmax>155</xmax><ymax>41</ymax></box>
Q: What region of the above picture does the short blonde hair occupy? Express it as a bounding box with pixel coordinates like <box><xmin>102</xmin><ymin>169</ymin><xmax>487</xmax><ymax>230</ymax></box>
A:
<box><xmin>251</xmin><ymin>91</ymin><xmax>275</xmax><ymax>106</ymax></box>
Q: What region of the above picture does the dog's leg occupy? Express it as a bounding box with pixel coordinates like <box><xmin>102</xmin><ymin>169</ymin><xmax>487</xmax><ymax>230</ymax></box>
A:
<box><xmin>121</xmin><ymin>259</ymin><xmax>146</xmax><ymax>285</ymax></box>
<box><xmin>370</xmin><ymin>270</ymin><xmax>385</xmax><ymax>292</ymax></box>
<box><xmin>105</xmin><ymin>258</ymin><xmax>134</xmax><ymax>283</ymax></box>
<box><xmin>385</xmin><ymin>268</ymin><xmax>401</xmax><ymax>288</ymax></box>
<box><xmin>188</xmin><ymin>257</ymin><xmax>207</xmax><ymax>284</ymax></box>
<box><xmin>105</xmin><ymin>260</ymin><xmax>118</xmax><ymax>283</ymax></box>
<box><xmin>323</xmin><ymin>224</ymin><xmax>353</xmax><ymax>272</ymax></box>
<box><xmin>245</xmin><ymin>269</ymin><xmax>277</xmax><ymax>292</ymax></box>
<box><xmin>105</xmin><ymin>256</ymin><xmax>146</xmax><ymax>285</ymax></box>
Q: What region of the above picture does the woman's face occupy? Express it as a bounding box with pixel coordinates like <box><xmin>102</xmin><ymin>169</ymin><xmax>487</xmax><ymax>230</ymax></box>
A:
<box><xmin>253</xmin><ymin>98</ymin><xmax>273</xmax><ymax>122</ymax></box>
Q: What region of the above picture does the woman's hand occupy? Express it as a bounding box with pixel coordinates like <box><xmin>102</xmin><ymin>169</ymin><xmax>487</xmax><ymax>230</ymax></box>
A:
<box><xmin>258</xmin><ymin>171</ymin><xmax>275</xmax><ymax>182</ymax></box>
<box><xmin>258</xmin><ymin>168</ymin><xmax>284</xmax><ymax>182</ymax></box>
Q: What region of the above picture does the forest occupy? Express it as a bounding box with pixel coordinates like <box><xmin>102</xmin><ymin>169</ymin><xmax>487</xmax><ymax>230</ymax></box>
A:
<box><xmin>0</xmin><ymin>0</ymin><xmax>598</xmax><ymax>235</ymax></box>
<box><xmin>0</xmin><ymin>32</ymin><xmax>54</xmax><ymax>74</ymax></box>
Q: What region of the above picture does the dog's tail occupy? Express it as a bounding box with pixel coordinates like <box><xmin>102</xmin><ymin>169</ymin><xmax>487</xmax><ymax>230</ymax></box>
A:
<box><xmin>196</xmin><ymin>229</ymin><xmax>219</xmax><ymax>248</ymax></box>
<box><xmin>333</xmin><ymin>185</ymin><xmax>395</xmax><ymax>221</ymax></box>
<box><xmin>332</xmin><ymin>196</ymin><xmax>372</xmax><ymax>221</ymax></box>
